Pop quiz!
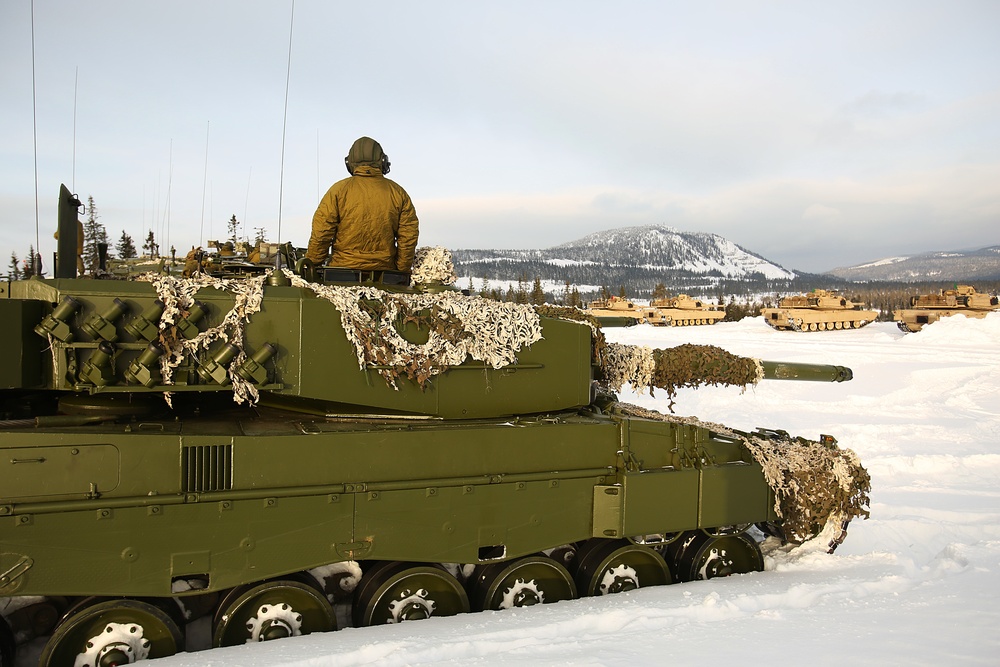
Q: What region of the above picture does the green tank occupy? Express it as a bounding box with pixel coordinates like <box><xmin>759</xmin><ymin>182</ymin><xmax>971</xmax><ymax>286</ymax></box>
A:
<box><xmin>0</xmin><ymin>186</ymin><xmax>869</xmax><ymax>666</ymax></box>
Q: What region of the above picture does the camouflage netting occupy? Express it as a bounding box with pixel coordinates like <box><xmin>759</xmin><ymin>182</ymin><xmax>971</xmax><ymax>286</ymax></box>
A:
<box><xmin>142</xmin><ymin>265</ymin><xmax>545</xmax><ymax>397</ymax></box>
<box><xmin>615</xmin><ymin>402</ymin><xmax>871</xmax><ymax>549</ymax></box>
<box><xmin>409</xmin><ymin>246</ymin><xmax>458</xmax><ymax>286</ymax></box>
<box><xmin>283</xmin><ymin>269</ymin><xmax>542</xmax><ymax>389</ymax></box>
<box><xmin>141</xmin><ymin>272</ymin><xmax>268</xmax><ymax>406</ymax></box>
<box><xmin>598</xmin><ymin>342</ymin><xmax>765</xmax><ymax>411</ymax></box>
<box><xmin>742</xmin><ymin>432</ymin><xmax>871</xmax><ymax>545</ymax></box>
<box><xmin>138</xmin><ymin>267</ymin><xmax>767</xmax><ymax>412</ymax></box>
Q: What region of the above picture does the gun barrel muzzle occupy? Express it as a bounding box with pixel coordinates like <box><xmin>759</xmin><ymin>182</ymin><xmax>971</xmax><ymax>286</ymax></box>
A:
<box><xmin>760</xmin><ymin>361</ymin><xmax>853</xmax><ymax>382</ymax></box>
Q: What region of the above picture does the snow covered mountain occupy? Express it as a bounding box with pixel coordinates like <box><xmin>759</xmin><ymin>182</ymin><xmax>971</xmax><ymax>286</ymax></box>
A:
<box><xmin>452</xmin><ymin>225</ymin><xmax>796</xmax><ymax>295</ymax></box>
<box><xmin>826</xmin><ymin>246</ymin><xmax>1000</xmax><ymax>282</ymax></box>
<box><xmin>551</xmin><ymin>226</ymin><xmax>795</xmax><ymax>280</ymax></box>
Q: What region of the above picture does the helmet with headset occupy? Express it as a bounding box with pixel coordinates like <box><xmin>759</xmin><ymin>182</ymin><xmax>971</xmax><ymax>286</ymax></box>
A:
<box><xmin>345</xmin><ymin>136</ymin><xmax>391</xmax><ymax>175</ymax></box>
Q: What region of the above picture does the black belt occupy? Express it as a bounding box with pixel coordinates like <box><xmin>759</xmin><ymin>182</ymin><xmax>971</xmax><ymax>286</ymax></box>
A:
<box><xmin>321</xmin><ymin>268</ymin><xmax>411</xmax><ymax>286</ymax></box>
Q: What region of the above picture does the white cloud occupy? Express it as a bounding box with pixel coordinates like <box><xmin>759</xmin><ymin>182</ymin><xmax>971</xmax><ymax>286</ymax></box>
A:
<box><xmin>802</xmin><ymin>204</ymin><xmax>842</xmax><ymax>221</ymax></box>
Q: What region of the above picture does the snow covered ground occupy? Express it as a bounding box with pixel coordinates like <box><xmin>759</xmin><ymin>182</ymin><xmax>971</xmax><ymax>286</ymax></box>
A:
<box><xmin>73</xmin><ymin>314</ymin><xmax>1000</xmax><ymax>665</ymax></box>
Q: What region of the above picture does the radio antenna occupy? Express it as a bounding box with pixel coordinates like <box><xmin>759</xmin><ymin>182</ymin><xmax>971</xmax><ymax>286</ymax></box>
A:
<box><xmin>276</xmin><ymin>0</ymin><xmax>295</xmax><ymax>254</ymax></box>
<box><xmin>244</xmin><ymin>166</ymin><xmax>252</xmax><ymax>242</ymax></box>
<box><xmin>199</xmin><ymin>121</ymin><xmax>210</xmax><ymax>247</ymax></box>
<box><xmin>30</xmin><ymin>0</ymin><xmax>41</xmax><ymax>274</ymax></box>
<box><xmin>73</xmin><ymin>67</ymin><xmax>78</xmax><ymax>191</ymax></box>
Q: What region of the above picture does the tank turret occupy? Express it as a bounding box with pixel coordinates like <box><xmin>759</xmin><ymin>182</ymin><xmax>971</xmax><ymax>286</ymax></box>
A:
<box><xmin>0</xmin><ymin>185</ymin><xmax>869</xmax><ymax>665</ymax></box>
<box><xmin>893</xmin><ymin>284</ymin><xmax>1000</xmax><ymax>332</ymax></box>
<box><xmin>584</xmin><ymin>295</ymin><xmax>647</xmax><ymax>326</ymax></box>
<box><xmin>761</xmin><ymin>289</ymin><xmax>878</xmax><ymax>332</ymax></box>
<box><xmin>646</xmin><ymin>294</ymin><xmax>726</xmax><ymax>326</ymax></box>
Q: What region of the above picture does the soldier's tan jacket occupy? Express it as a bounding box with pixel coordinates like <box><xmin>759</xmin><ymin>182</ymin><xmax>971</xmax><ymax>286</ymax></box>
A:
<box><xmin>306</xmin><ymin>165</ymin><xmax>419</xmax><ymax>271</ymax></box>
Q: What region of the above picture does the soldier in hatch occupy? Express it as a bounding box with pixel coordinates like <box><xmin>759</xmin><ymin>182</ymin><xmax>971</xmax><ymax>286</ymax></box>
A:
<box><xmin>306</xmin><ymin>136</ymin><xmax>419</xmax><ymax>272</ymax></box>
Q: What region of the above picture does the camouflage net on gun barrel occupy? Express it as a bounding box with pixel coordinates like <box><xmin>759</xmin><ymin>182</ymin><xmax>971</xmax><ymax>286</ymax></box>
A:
<box><xmin>598</xmin><ymin>342</ymin><xmax>765</xmax><ymax>411</ymax></box>
<box><xmin>616</xmin><ymin>403</ymin><xmax>871</xmax><ymax>549</ymax></box>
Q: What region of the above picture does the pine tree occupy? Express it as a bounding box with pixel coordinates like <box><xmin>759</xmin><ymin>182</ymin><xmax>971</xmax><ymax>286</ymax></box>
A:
<box><xmin>82</xmin><ymin>196</ymin><xmax>111</xmax><ymax>270</ymax></box>
<box><xmin>530</xmin><ymin>277</ymin><xmax>546</xmax><ymax>305</ymax></box>
<box><xmin>652</xmin><ymin>282</ymin><xmax>668</xmax><ymax>301</ymax></box>
<box><xmin>515</xmin><ymin>274</ymin><xmax>529</xmax><ymax>304</ymax></box>
<box><xmin>22</xmin><ymin>245</ymin><xmax>37</xmax><ymax>278</ymax></box>
<box><xmin>116</xmin><ymin>231</ymin><xmax>138</xmax><ymax>260</ymax></box>
<box><xmin>8</xmin><ymin>251</ymin><xmax>20</xmax><ymax>280</ymax></box>
<box><xmin>228</xmin><ymin>215</ymin><xmax>239</xmax><ymax>244</ymax></box>
<box><xmin>253</xmin><ymin>226</ymin><xmax>267</xmax><ymax>244</ymax></box>
<box><xmin>142</xmin><ymin>230</ymin><xmax>158</xmax><ymax>257</ymax></box>
<box><xmin>569</xmin><ymin>287</ymin><xmax>582</xmax><ymax>307</ymax></box>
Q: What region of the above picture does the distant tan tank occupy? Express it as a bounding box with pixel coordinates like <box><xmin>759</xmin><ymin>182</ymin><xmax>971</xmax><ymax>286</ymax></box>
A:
<box><xmin>893</xmin><ymin>284</ymin><xmax>1000</xmax><ymax>332</ymax></box>
<box><xmin>646</xmin><ymin>294</ymin><xmax>726</xmax><ymax>327</ymax></box>
<box><xmin>762</xmin><ymin>290</ymin><xmax>877</xmax><ymax>332</ymax></box>
<box><xmin>585</xmin><ymin>296</ymin><xmax>647</xmax><ymax>326</ymax></box>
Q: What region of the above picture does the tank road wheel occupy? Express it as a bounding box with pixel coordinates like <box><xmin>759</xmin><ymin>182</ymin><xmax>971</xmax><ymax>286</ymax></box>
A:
<box><xmin>212</xmin><ymin>578</ymin><xmax>336</xmax><ymax>647</ymax></box>
<box><xmin>835</xmin><ymin>321</ymin><xmax>843</xmax><ymax>329</ymax></box>
<box><xmin>38</xmin><ymin>599</ymin><xmax>183</xmax><ymax>667</ymax></box>
<box><xmin>353</xmin><ymin>562</ymin><xmax>470</xmax><ymax>626</ymax></box>
<box><xmin>0</xmin><ymin>615</ymin><xmax>14</xmax><ymax>667</ymax></box>
<box><xmin>572</xmin><ymin>539</ymin><xmax>672</xmax><ymax>596</ymax></box>
<box><xmin>667</xmin><ymin>531</ymin><xmax>764</xmax><ymax>583</ymax></box>
<box><xmin>468</xmin><ymin>556</ymin><xmax>577</xmax><ymax>611</ymax></box>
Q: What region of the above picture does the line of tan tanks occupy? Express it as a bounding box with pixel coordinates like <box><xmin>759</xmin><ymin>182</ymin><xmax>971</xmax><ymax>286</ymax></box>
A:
<box><xmin>893</xmin><ymin>284</ymin><xmax>1000</xmax><ymax>332</ymax></box>
<box><xmin>585</xmin><ymin>295</ymin><xmax>725</xmax><ymax>327</ymax></box>
<box><xmin>761</xmin><ymin>289</ymin><xmax>878</xmax><ymax>332</ymax></box>
<box><xmin>0</xmin><ymin>186</ymin><xmax>869</xmax><ymax>666</ymax></box>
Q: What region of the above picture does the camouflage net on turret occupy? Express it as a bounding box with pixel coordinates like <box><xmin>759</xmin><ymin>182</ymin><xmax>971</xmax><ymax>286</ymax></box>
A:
<box><xmin>140</xmin><ymin>272</ymin><xmax>268</xmax><ymax>406</ymax></box>
<box><xmin>409</xmin><ymin>246</ymin><xmax>458</xmax><ymax>286</ymax></box>
<box><xmin>283</xmin><ymin>270</ymin><xmax>542</xmax><ymax>389</ymax></box>
<box><xmin>143</xmin><ymin>264</ymin><xmax>545</xmax><ymax>396</ymax></box>
<box><xmin>598</xmin><ymin>342</ymin><xmax>765</xmax><ymax>411</ymax></box>
<box><xmin>138</xmin><ymin>268</ymin><xmax>771</xmax><ymax>411</ymax></box>
<box><xmin>615</xmin><ymin>403</ymin><xmax>871</xmax><ymax>549</ymax></box>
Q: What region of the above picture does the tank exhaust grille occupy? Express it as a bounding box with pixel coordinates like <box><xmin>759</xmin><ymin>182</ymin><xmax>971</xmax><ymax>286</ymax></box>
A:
<box><xmin>182</xmin><ymin>444</ymin><xmax>233</xmax><ymax>493</ymax></box>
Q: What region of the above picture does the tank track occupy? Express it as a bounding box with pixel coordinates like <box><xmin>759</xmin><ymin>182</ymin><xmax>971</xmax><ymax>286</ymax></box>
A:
<box><xmin>3</xmin><ymin>530</ymin><xmax>769</xmax><ymax>664</ymax></box>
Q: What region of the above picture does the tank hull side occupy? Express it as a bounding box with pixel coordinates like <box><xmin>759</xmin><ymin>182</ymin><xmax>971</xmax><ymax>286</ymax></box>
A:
<box><xmin>0</xmin><ymin>414</ymin><xmax>777</xmax><ymax>599</ymax></box>
<box><xmin>761</xmin><ymin>307</ymin><xmax>878</xmax><ymax>331</ymax></box>
<box><xmin>892</xmin><ymin>308</ymin><xmax>994</xmax><ymax>332</ymax></box>
<box><xmin>648</xmin><ymin>308</ymin><xmax>725</xmax><ymax>326</ymax></box>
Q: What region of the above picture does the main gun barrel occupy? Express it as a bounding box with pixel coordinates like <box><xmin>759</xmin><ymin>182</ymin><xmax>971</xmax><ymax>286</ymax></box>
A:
<box><xmin>760</xmin><ymin>360</ymin><xmax>853</xmax><ymax>383</ymax></box>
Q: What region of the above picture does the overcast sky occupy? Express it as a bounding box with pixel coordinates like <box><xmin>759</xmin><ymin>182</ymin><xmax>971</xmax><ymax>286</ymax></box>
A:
<box><xmin>2</xmin><ymin>0</ymin><xmax>998</xmax><ymax>273</ymax></box>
